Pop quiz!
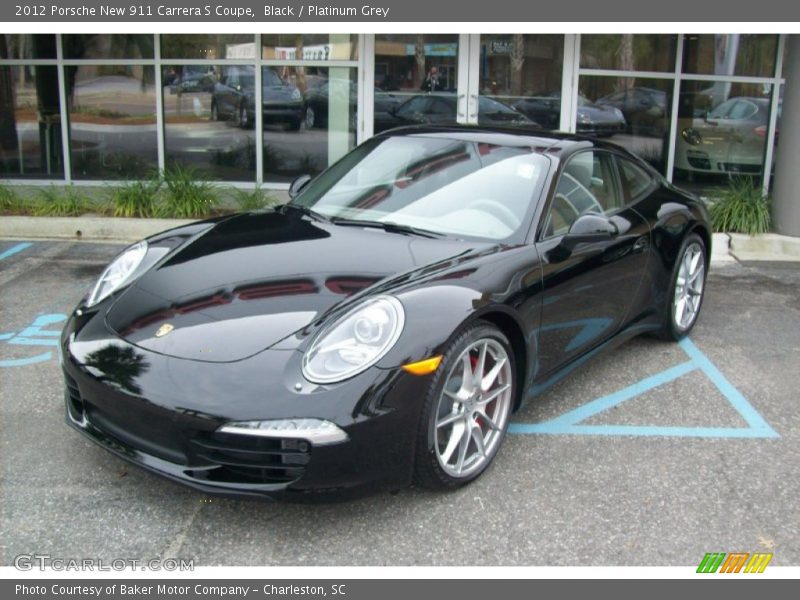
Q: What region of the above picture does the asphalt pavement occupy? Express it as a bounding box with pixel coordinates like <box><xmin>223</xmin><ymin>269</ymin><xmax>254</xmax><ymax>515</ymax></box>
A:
<box><xmin>1</xmin><ymin>240</ymin><xmax>798</xmax><ymax>566</ymax></box>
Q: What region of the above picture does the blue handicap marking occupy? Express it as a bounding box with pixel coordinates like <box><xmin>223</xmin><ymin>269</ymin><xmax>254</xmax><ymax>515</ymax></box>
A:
<box><xmin>0</xmin><ymin>313</ymin><xmax>67</xmax><ymax>368</ymax></box>
<box><xmin>509</xmin><ymin>337</ymin><xmax>779</xmax><ymax>439</ymax></box>
<box><xmin>0</xmin><ymin>242</ymin><xmax>33</xmax><ymax>261</ymax></box>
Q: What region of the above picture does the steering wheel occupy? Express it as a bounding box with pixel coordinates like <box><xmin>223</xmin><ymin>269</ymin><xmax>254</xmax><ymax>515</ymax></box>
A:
<box><xmin>467</xmin><ymin>199</ymin><xmax>520</xmax><ymax>230</ymax></box>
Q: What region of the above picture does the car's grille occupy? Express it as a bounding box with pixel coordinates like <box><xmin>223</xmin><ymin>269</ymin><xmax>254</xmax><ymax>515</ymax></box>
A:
<box><xmin>64</xmin><ymin>372</ymin><xmax>85</xmax><ymax>422</ymax></box>
<box><xmin>721</xmin><ymin>162</ymin><xmax>761</xmax><ymax>174</ymax></box>
<box><xmin>189</xmin><ymin>432</ymin><xmax>311</xmax><ymax>485</ymax></box>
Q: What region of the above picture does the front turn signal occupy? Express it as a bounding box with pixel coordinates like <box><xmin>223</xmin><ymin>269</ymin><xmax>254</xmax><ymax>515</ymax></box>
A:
<box><xmin>401</xmin><ymin>355</ymin><xmax>443</xmax><ymax>376</ymax></box>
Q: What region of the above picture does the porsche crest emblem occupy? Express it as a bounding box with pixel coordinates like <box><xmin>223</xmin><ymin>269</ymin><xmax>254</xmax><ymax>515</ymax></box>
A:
<box><xmin>155</xmin><ymin>323</ymin><xmax>174</xmax><ymax>338</ymax></box>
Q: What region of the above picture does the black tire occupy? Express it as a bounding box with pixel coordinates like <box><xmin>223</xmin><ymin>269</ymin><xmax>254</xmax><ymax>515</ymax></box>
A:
<box><xmin>657</xmin><ymin>232</ymin><xmax>707</xmax><ymax>341</ymax></box>
<box><xmin>287</xmin><ymin>118</ymin><xmax>303</xmax><ymax>131</ymax></box>
<box><xmin>414</xmin><ymin>321</ymin><xmax>516</xmax><ymax>490</ymax></box>
<box><xmin>210</xmin><ymin>101</ymin><xmax>218</xmax><ymax>121</ymax></box>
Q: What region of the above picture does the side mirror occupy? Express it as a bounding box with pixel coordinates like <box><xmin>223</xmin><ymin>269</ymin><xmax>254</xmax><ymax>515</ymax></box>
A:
<box><xmin>546</xmin><ymin>214</ymin><xmax>618</xmax><ymax>262</ymax></box>
<box><xmin>565</xmin><ymin>213</ymin><xmax>619</xmax><ymax>244</ymax></box>
<box><xmin>289</xmin><ymin>174</ymin><xmax>312</xmax><ymax>199</ymax></box>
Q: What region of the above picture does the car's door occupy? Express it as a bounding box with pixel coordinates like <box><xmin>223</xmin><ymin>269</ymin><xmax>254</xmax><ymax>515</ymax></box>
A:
<box><xmin>534</xmin><ymin>149</ymin><xmax>651</xmax><ymax>377</ymax></box>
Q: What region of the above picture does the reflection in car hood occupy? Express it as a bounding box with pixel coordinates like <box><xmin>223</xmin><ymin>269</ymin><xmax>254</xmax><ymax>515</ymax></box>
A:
<box><xmin>106</xmin><ymin>210</ymin><xmax>486</xmax><ymax>362</ymax></box>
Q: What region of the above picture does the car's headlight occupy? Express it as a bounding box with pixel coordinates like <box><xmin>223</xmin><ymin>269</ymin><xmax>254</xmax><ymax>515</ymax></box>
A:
<box><xmin>86</xmin><ymin>241</ymin><xmax>147</xmax><ymax>307</ymax></box>
<box><xmin>681</xmin><ymin>127</ymin><xmax>702</xmax><ymax>146</ymax></box>
<box><xmin>291</xmin><ymin>88</ymin><xmax>302</xmax><ymax>101</ymax></box>
<box><xmin>302</xmin><ymin>296</ymin><xmax>405</xmax><ymax>384</ymax></box>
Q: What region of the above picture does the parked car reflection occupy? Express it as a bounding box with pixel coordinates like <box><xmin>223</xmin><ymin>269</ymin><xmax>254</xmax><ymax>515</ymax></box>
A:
<box><xmin>512</xmin><ymin>92</ymin><xmax>626</xmax><ymax>135</ymax></box>
<box><xmin>210</xmin><ymin>66</ymin><xmax>304</xmax><ymax>130</ymax></box>
<box><xmin>595</xmin><ymin>86</ymin><xmax>668</xmax><ymax>137</ymax></box>
<box><xmin>377</xmin><ymin>93</ymin><xmax>532</xmax><ymax>132</ymax></box>
<box><xmin>304</xmin><ymin>80</ymin><xmax>404</xmax><ymax>130</ymax></box>
<box><xmin>675</xmin><ymin>96</ymin><xmax>776</xmax><ymax>176</ymax></box>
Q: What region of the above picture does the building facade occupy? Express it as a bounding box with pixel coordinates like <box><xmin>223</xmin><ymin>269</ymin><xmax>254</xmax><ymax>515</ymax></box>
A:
<box><xmin>0</xmin><ymin>33</ymin><xmax>789</xmax><ymax>204</ymax></box>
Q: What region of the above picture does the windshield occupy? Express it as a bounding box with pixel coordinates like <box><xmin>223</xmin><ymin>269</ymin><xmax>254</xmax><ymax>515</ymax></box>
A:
<box><xmin>292</xmin><ymin>135</ymin><xmax>549</xmax><ymax>242</ymax></box>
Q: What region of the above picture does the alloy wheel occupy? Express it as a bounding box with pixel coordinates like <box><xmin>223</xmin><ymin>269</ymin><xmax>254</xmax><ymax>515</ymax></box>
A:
<box><xmin>434</xmin><ymin>338</ymin><xmax>513</xmax><ymax>478</ymax></box>
<box><xmin>673</xmin><ymin>241</ymin><xmax>705</xmax><ymax>331</ymax></box>
<box><xmin>305</xmin><ymin>107</ymin><xmax>315</xmax><ymax>129</ymax></box>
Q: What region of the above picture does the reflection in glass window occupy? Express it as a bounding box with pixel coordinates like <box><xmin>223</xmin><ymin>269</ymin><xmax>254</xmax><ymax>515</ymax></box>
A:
<box><xmin>674</xmin><ymin>80</ymin><xmax>773</xmax><ymax>197</ymax></box>
<box><xmin>682</xmin><ymin>35</ymin><xmax>778</xmax><ymax>78</ymax></box>
<box><xmin>263</xmin><ymin>66</ymin><xmax>355</xmax><ymax>182</ymax></box>
<box><xmin>296</xmin><ymin>135</ymin><xmax>548</xmax><ymax>242</ymax></box>
<box><xmin>262</xmin><ymin>34</ymin><xmax>357</xmax><ymax>61</ymax></box>
<box><xmin>163</xmin><ymin>64</ymin><xmax>255</xmax><ymax>181</ymax></box>
<box><xmin>161</xmin><ymin>35</ymin><xmax>255</xmax><ymax>60</ymax></box>
<box><xmin>0</xmin><ymin>65</ymin><xmax>63</xmax><ymax>178</ymax></box>
<box><xmin>579</xmin><ymin>76</ymin><xmax>673</xmax><ymax>174</ymax></box>
<box><xmin>67</xmin><ymin>65</ymin><xmax>157</xmax><ymax>179</ymax></box>
<box><xmin>373</xmin><ymin>35</ymin><xmax>459</xmax><ymax>133</ymax></box>
<box><xmin>63</xmin><ymin>35</ymin><xmax>154</xmax><ymax>59</ymax></box>
<box><xmin>0</xmin><ymin>34</ymin><xmax>56</xmax><ymax>60</ymax></box>
<box><xmin>478</xmin><ymin>34</ymin><xmax>563</xmax><ymax>129</ymax></box>
<box><xmin>580</xmin><ymin>35</ymin><xmax>677</xmax><ymax>72</ymax></box>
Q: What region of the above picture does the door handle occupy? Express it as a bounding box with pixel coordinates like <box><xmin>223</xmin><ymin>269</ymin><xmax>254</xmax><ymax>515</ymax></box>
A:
<box><xmin>457</xmin><ymin>94</ymin><xmax>466</xmax><ymax>117</ymax></box>
<box><xmin>469</xmin><ymin>94</ymin><xmax>478</xmax><ymax>116</ymax></box>
<box><xmin>632</xmin><ymin>236</ymin><xmax>650</xmax><ymax>253</ymax></box>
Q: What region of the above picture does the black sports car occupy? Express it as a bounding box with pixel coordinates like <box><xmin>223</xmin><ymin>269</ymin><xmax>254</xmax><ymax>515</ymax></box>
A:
<box><xmin>61</xmin><ymin>126</ymin><xmax>711</xmax><ymax>501</ymax></box>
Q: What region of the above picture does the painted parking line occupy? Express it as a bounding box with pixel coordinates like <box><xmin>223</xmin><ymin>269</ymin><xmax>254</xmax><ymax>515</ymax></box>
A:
<box><xmin>509</xmin><ymin>337</ymin><xmax>779</xmax><ymax>439</ymax></box>
<box><xmin>0</xmin><ymin>242</ymin><xmax>33</xmax><ymax>261</ymax></box>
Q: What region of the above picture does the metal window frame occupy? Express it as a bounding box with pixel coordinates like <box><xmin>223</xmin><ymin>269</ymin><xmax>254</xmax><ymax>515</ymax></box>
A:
<box><xmin>0</xmin><ymin>33</ymin><xmax>789</xmax><ymax>194</ymax></box>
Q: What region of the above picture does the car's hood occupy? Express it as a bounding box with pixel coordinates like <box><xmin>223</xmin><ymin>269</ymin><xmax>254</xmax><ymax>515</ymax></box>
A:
<box><xmin>106</xmin><ymin>210</ymin><xmax>487</xmax><ymax>362</ymax></box>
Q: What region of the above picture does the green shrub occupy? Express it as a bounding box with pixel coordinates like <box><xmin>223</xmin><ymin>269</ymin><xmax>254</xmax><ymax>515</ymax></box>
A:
<box><xmin>231</xmin><ymin>184</ymin><xmax>278</xmax><ymax>212</ymax></box>
<box><xmin>33</xmin><ymin>186</ymin><xmax>94</xmax><ymax>217</ymax></box>
<box><xmin>159</xmin><ymin>165</ymin><xmax>216</xmax><ymax>218</ymax></box>
<box><xmin>709</xmin><ymin>177</ymin><xmax>771</xmax><ymax>235</ymax></box>
<box><xmin>0</xmin><ymin>185</ymin><xmax>25</xmax><ymax>214</ymax></box>
<box><xmin>109</xmin><ymin>177</ymin><xmax>161</xmax><ymax>218</ymax></box>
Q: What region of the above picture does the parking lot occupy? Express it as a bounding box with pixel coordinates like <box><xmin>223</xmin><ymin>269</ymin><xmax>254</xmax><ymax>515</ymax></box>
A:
<box><xmin>1</xmin><ymin>239</ymin><xmax>798</xmax><ymax>566</ymax></box>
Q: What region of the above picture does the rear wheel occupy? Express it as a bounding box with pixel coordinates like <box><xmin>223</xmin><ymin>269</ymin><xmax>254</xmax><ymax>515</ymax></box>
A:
<box><xmin>210</xmin><ymin>101</ymin><xmax>219</xmax><ymax>121</ymax></box>
<box><xmin>658</xmin><ymin>233</ymin><xmax>707</xmax><ymax>340</ymax></box>
<box><xmin>414</xmin><ymin>322</ymin><xmax>515</xmax><ymax>490</ymax></box>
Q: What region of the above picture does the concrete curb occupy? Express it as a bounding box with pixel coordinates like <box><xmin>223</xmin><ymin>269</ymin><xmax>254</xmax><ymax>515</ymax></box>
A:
<box><xmin>729</xmin><ymin>232</ymin><xmax>800</xmax><ymax>262</ymax></box>
<box><xmin>0</xmin><ymin>216</ymin><xmax>197</xmax><ymax>243</ymax></box>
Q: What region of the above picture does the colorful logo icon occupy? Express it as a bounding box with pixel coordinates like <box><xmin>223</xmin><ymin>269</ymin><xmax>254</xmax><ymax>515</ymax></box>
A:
<box><xmin>697</xmin><ymin>552</ymin><xmax>773</xmax><ymax>573</ymax></box>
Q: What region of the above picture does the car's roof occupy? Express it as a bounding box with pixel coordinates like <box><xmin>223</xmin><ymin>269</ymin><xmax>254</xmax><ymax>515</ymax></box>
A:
<box><xmin>374</xmin><ymin>124</ymin><xmax>604</xmax><ymax>157</ymax></box>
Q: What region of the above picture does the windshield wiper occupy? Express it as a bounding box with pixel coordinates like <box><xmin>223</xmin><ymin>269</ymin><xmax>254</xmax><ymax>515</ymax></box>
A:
<box><xmin>330</xmin><ymin>218</ymin><xmax>444</xmax><ymax>239</ymax></box>
<box><xmin>278</xmin><ymin>203</ymin><xmax>331</xmax><ymax>222</ymax></box>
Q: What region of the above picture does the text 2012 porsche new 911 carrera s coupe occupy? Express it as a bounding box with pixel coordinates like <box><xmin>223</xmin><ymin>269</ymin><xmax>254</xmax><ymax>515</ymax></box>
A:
<box><xmin>61</xmin><ymin>126</ymin><xmax>711</xmax><ymax>500</ymax></box>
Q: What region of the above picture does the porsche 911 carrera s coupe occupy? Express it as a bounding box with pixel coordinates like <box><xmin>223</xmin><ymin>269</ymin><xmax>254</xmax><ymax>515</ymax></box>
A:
<box><xmin>61</xmin><ymin>126</ymin><xmax>711</xmax><ymax>500</ymax></box>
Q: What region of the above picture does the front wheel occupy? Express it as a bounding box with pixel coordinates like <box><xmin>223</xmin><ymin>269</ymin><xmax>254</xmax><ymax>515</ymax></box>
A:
<box><xmin>414</xmin><ymin>322</ymin><xmax>516</xmax><ymax>490</ymax></box>
<box><xmin>658</xmin><ymin>233</ymin><xmax>707</xmax><ymax>340</ymax></box>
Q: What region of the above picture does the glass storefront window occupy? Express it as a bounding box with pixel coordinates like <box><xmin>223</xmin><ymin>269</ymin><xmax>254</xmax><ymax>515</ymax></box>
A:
<box><xmin>373</xmin><ymin>34</ymin><xmax>459</xmax><ymax>133</ymax></box>
<box><xmin>578</xmin><ymin>76</ymin><xmax>673</xmax><ymax>174</ymax></box>
<box><xmin>63</xmin><ymin>35</ymin><xmax>154</xmax><ymax>59</ymax></box>
<box><xmin>682</xmin><ymin>35</ymin><xmax>778</xmax><ymax>78</ymax></box>
<box><xmin>580</xmin><ymin>35</ymin><xmax>677</xmax><ymax>72</ymax></box>
<box><xmin>161</xmin><ymin>35</ymin><xmax>256</xmax><ymax>60</ymax></box>
<box><xmin>0</xmin><ymin>64</ymin><xmax>63</xmax><ymax>178</ymax></box>
<box><xmin>67</xmin><ymin>65</ymin><xmax>157</xmax><ymax>179</ymax></box>
<box><xmin>162</xmin><ymin>64</ymin><xmax>255</xmax><ymax>181</ymax></box>
<box><xmin>0</xmin><ymin>34</ymin><xmax>56</xmax><ymax>60</ymax></box>
<box><xmin>262</xmin><ymin>34</ymin><xmax>357</xmax><ymax>61</ymax></box>
<box><xmin>263</xmin><ymin>66</ymin><xmax>356</xmax><ymax>182</ymax></box>
<box><xmin>478</xmin><ymin>34</ymin><xmax>563</xmax><ymax>129</ymax></box>
<box><xmin>673</xmin><ymin>79</ymin><xmax>774</xmax><ymax>197</ymax></box>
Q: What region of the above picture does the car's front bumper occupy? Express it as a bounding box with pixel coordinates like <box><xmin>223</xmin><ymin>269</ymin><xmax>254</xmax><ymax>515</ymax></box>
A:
<box><xmin>61</xmin><ymin>309</ymin><xmax>429</xmax><ymax>501</ymax></box>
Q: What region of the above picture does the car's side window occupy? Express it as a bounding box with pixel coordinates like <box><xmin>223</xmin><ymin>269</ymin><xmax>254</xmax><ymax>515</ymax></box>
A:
<box><xmin>542</xmin><ymin>150</ymin><xmax>622</xmax><ymax>238</ymax></box>
<box><xmin>617</xmin><ymin>157</ymin><xmax>655</xmax><ymax>201</ymax></box>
